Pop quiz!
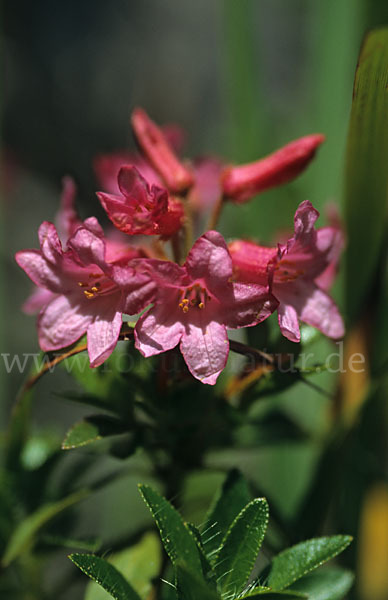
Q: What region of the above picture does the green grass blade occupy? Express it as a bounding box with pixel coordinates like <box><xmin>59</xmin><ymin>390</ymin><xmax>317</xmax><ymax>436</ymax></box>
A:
<box><xmin>344</xmin><ymin>27</ymin><xmax>388</xmax><ymax>323</ymax></box>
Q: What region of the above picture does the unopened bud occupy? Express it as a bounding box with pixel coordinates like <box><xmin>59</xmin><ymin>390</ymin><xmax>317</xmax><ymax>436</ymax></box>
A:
<box><xmin>221</xmin><ymin>134</ymin><xmax>325</xmax><ymax>203</ymax></box>
<box><xmin>131</xmin><ymin>108</ymin><xmax>194</xmax><ymax>194</ymax></box>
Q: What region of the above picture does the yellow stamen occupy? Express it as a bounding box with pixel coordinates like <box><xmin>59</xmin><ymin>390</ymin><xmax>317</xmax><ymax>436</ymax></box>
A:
<box><xmin>84</xmin><ymin>290</ymin><xmax>94</xmax><ymax>299</ymax></box>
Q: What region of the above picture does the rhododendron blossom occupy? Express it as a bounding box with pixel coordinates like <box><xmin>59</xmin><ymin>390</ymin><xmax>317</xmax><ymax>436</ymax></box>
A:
<box><xmin>134</xmin><ymin>231</ymin><xmax>278</xmax><ymax>384</ymax></box>
<box><xmin>16</xmin><ymin>219</ymin><xmax>155</xmax><ymax>366</ymax></box>
<box><xmin>16</xmin><ymin>106</ymin><xmax>345</xmax><ymax>385</ymax></box>
<box><xmin>97</xmin><ymin>165</ymin><xmax>184</xmax><ymax>238</ymax></box>
<box><xmin>229</xmin><ymin>200</ymin><xmax>344</xmax><ymax>342</ymax></box>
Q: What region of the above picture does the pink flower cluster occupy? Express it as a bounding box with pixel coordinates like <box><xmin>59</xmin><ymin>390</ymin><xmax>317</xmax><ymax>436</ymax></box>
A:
<box><xmin>16</xmin><ymin>109</ymin><xmax>344</xmax><ymax>384</ymax></box>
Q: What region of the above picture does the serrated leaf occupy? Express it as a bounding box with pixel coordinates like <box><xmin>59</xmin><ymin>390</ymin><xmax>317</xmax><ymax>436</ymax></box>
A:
<box><xmin>291</xmin><ymin>567</ymin><xmax>354</xmax><ymax>600</ymax></box>
<box><xmin>138</xmin><ymin>485</ymin><xmax>202</xmax><ymax>575</ymax></box>
<box><xmin>62</xmin><ymin>415</ymin><xmax>128</xmax><ymax>450</ymax></box>
<box><xmin>344</xmin><ymin>27</ymin><xmax>388</xmax><ymax>323</ymax></box>
<box><xmin>186</xmin><ymin>523</ymin><xmax>217</xmax><ymax>588</ymax></box>
<box><xmin>85</xmin><ymin>532</ymin><xmax>161</xmax><ymax>600</ymax></box>
<box><xmin>267</xmin><ymin>536</ymin><xmax>352</xmax><ymax>590</ymax></box>
<box><xmin>175</xmin><ymin>562</ymin><xmax>221</xmax><ymax>600</ymax></box>
<box><xmin>69</xmin><ymin>553</ymin><xmax>141</xmax><ymax>600</ymax></box>
<box><xmin>2</xmin><ymin>489</ymin><xmax>89</xmax><ymax>566</ymax></box>
<box><xmin>203</xmin><ymin>469</ymin><xmax>251</xmax><ymax>558</ymax></box>
<box><xmin>215</xmin><ymin>497</ymin><xmax>269</xmax><ymax>596</ymax></box>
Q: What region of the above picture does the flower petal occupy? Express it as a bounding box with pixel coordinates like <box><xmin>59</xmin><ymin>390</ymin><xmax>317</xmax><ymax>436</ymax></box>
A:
<box><xmin>135</xmin><ymin>300</ymin><xmax>184</xmax><ymax>358</ymax></box>
<box><xmin>15</xmin><ymin>250</ymin><xmax>64</xmax><ymax>292</ymax></box>
<box><xmin>297</xmin><ymin>283</ymin><xmax>345</xmax><ymax>339</ymax></box>
<box><xmin>38</xmin><ymin>221</ymin><xmax>63</xmax><ymax>263</ymax></box>
<box><xmin>87</xmin><ymin>304</ymin><xmax>123</xmax><ymax>367</ymax></box>
<box><xmin>38</xmin><ymin>295</ymin><xmax>93</xmax><ymax>351</ymax></box>
<box><xmin>68</xmin><ymin>224</ymin><xmax>107</xmax><ymax>270</ymax></box>
<box><xmin>56</xmin><ymin>176</ymin><xmax>82</xmax><ymax>243</ymax></box>
<box><xmin>118</xmin><ymin>165</ymin><xmax>149</xmax><ymax>200</ymax></box>
<box><xmin>277</xmin><ymin>302</ymin><xmax>301</xmax><ymax>342</ymax></box>
<box><xmin>22</xmin><ymin>287</ymin><xmax>56</xmax><ymax>315</ymax></box>
<box><xmin>315</xmin><ymin>226</ymin><xmax>345</xmax><ymax>290</ymax></box>
<box><xmin>276</xmin><ymin>279</ymin><xmax>344</xmax><ymax>339</ymax></box>
<box><xmin>293</xmin><ymin>200</ymin><xmax>319</xmax><ymax>241</ymax></box>
<box><xmin>185</xmin><ymin>231</ymin><xmax>233</xmax><ymax>294</ymax></box>
<box><xmin>180</xmin><ymin>314</ymin><xmax>229</xmax><ymax>385</ymax></box>
<box><xmin>222</xmin><ymin>282</ymin><xmax>278</xmax><ymax>329</ymax></box>
<box><xmin>111</xmin><ymin>263</ymin><xmax>156</xmax><ymax>314</ymax></box>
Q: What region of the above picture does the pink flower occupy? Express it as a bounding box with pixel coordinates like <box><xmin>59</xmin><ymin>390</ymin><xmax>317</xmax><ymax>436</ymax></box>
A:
<box><xmin>229</xmin><ymin>200</ymin><xmax>345</xmax><ymax>342</ymax></box>
<box><xmin>16</xmin><ymin>219</ymin><xmax>155</xmax><ymax>366</ymax></box>
<box><xmin>221</xmin><ymin>135</ymin><xmax>325</xmax><ymax>203</ymax></box>
<box><xmin>22</xmin><ymin>176</ymin><xmax>81</xmax><ymax>314</ymax></box>
<box><xmin>94</xmin><ymin>152</ymin><xmax>162</xmax><ymax>195</ymax></box>
<box><xmin>97</xmin><ymin>165</ymin><xmax>184</xmax><ymax>238</ymax></box>
<box><xmin>131</xmin><ymin>108</ymin><xmax>194</xmax><ymax>194</ymax></box>
<box><xmin>134</xmin><ymin>231</ymin><xmax>278</xmax><ymax>384</ymax></box>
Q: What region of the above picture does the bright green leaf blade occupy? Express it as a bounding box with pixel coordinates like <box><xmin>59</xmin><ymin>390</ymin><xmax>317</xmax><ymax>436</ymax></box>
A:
<box><xmin>2</xmin><ymin>489</ymin><xmax>89</xmax><ymax>566</ymax></box>
<box><xmin>69</xmin><ymin>553</ymin><xmax>141</xmax><ymax>600</ymax></box>
<box><xmin>203</xmin><ymin>469</ymin><xmax>251</xmax><ymax>558</ymax></box>
<box><xmin>290</xmin><ymin>567</ymin><xmax>354</xmax><ymax>600</ymax></box>
<box><xmin>175</xmin><ymin>562</ymin><xmax>221</xmax><ymax>600</ymax></box>
<box><xmin>215</xmin><ymin>498</ymin><xmax>269</xmax><ymax>596</ymax></box>
<box><xmin>62</xmin><ymin>415</ymin><xmax>128</xmax><ymax>450</ymax></box>
<box><xmin>267</xmin><ymin>536</ymin><xmax>352</xmax><ymax>590</ymax></box>
<box><xmin>138</xmin><ymin>484</ymin><xmax>202</xmax><ymax>575</ymax></box>
<box><xmin>344</xmin><ymin>27</ymin><xmax>388</xmax><ymax>323</ymax></box>
<box><xmin>85</xmin><ymin>532</ymin><xmax>161</xmax><ymax>600</ymax></box>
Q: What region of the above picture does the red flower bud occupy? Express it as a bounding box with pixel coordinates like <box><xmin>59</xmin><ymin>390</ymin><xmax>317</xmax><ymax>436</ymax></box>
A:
<box><xmin>131</xmin><ymin>108</ymin><xmax>194</xmax><ymax>194</ymax></box>
<box><xmin>221</xmin><ymin>134</ymin><xmax>325</xmax><ymax>203</ymax></box>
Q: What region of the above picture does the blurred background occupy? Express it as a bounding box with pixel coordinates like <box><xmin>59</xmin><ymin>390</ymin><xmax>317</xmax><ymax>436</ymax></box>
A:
<box><xmin>2</xmin><ymin>1</ymin><xmax>388</xmax><ymax>599</ymax></box>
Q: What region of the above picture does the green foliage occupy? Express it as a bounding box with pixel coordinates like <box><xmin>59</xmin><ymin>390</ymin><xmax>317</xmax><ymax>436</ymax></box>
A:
<box><xmin>70</xmin><ymin>474</ymin><xmax>352</xmax><ymax>600</ymax></box>
<box><xmin>138</xmin><ymin>484</ymin><xmax>202</xmax><ymax>575</ymax></box>
<box><xmin>344</xmin><ymin>27</ymin><xmax>388</xmax><ymax>323</ymax></box>
<box><xmin>69</xmin><ymin>553</ymin><xmax>142</xmax><ymax>600</ymax></box>
<box><xmin>84</xmin><ymin>532</ymin><xmax>162</xmax><ymax>600</ymax></box>
<box><xmin>62</xmin><ymin>415</ymin><xmax>130</xmax><ymax>450</ymax></box>
<box><xmin>214</xmin><ymin>498</ymin><xmax>269</xmax><ymax>595</ymax></box>
<box><xmin>289</xmin><ymin>567</ymin><xmax>354</xmax><ymax>600</ymax></box>
<box><xmin>2</xmin><ymin>489</ymin><xmax>89</xmax><ymax>566</ymax></box>
<box><xmin>202</xmin><ymin>469</ymin><xmax>251</xmax><ymax>556</ymax></box>
<box><xmin>266</xmin><ymin>536</ymin><xmax>353</xmax><ymax>591</ymax></box>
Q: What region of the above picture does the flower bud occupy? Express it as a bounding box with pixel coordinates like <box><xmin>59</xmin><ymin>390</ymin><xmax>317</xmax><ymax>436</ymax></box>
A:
<box><xmin>221</xmin><ymin>134</ymin><xmax>325</xmax><ymax>203</ymax></box>
<box><xmin>131</xmin><ymin>108</ymin><xmax>194</xmax><ymax>194</ymax></box>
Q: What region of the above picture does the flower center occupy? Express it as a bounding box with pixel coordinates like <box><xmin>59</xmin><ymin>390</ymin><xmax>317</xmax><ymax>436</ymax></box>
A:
<box><xmin>77</xmin><ymin>272</ymin><xmax>116</xmax><ymax>300</ymax></box>
<box><xmin>178</xmin><ymin>283</ymin><xmax>210</xmax><ymax>313</ymax></box>
<box><xmin>274</xmin><ymin>258</ymin><xmax>305</xmax><ymax>283</ymax></box>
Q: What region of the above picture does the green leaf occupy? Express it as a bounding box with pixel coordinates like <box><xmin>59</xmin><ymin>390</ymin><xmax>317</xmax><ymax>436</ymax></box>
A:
<box><xmin>344</xmin><ymin>27</ymin><xmax>388</xmax><ymax>323</ymax></box>
<box><xmin>138</xmin><ymin>484</ymin><xmax>202</xmax><ymax>575</ymax></box>
<box><xmin>62</xmin><ymin>415</ymin><xmax>128</xmax><ymax>450</ymax></box>
<box><xmin>267</xmin><ymin>536</ymin><xmax>352</xmax><ymax>590</ymax></box>
<box><xmin>85</xmin><ymin>532</ymin><xmax>161</xmax><ymax>600</ymax></box>
<box><xmin>69</xmin><ymin>553</ymin><xmax>141</xmax><ymax>600</ymax></box>
<box><xmin>214</xmin><ymin>497</ymin><xmax>269</xmax><ymax>596</ymax></box>
<box><xmin>290</xmin><ymin>567</ymin><xmax>354</xmax><ymax>600</ymax></box>
<box><xmin>186</xmin><ymin>523</ymin><xmax>217</xmax><ymax>588</ymax></box>
<box><xmin>203</xmin><ymin>469</ymin><xmax>251</xmax><ymax>558</ymax></box>
<box><xmin>2</xmin><ymin>489</ymin><xmax>89</xmax><ymax>566</ymax></box>
<box><xmin>175</xmin><ymin>562</ymin><xmax>221</xmax><ymax>600</ymax></box>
